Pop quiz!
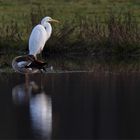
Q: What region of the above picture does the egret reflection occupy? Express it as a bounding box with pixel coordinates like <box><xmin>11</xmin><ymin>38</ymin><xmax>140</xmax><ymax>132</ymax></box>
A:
<box><xmin>12</xmin><ymin>74</ymin><xmax>52</xmax><ymax>139</ymax></box>
<box><xmin>30</xmin><ymin>92</ymin><xmax>52</xmax><ymax>139</ymax></box>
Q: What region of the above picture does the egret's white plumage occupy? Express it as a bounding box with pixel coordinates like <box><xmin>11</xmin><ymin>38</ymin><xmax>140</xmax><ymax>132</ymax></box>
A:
<box><xmin>29</xmin><ymin>25</ymin><xmax>48</xmax><ymax>56</ymax></box>
<box><xmin>29</xmin><ymin>16</ymin><xmax>59</xmax><ymax>57</ymax></box>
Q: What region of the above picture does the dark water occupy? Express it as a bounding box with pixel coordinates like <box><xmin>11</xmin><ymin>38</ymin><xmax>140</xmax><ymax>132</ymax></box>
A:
<box><xmin>0</xmin><ymin>72</ymin><xmax>140</xmax><ymax>139</ymax></box>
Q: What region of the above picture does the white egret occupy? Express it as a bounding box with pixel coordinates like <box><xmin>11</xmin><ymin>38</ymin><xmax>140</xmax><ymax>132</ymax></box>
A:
<box><xmin>29</xmin><ymin>16</ymin><xmax>59</xmax><ymax>58</ymax></box>
<box><xmin>12</xmin><ymin>16</ymin><xmax>57</xmax><ymax>73</ymax></box>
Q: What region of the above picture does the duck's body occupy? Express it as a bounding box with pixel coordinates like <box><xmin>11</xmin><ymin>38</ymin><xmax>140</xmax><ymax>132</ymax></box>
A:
<box><xmin>25</xmin><ymin>58</ymin><xmax>47</xmax><ymax>70</ymax></box>
<box><xmin>12</xmin><ymin>55</ymin><xmax>47</xmax><ymax>74</ymax></box>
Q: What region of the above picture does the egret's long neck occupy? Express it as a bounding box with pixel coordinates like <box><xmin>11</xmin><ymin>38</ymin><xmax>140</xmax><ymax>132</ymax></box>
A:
<box><xmin>43</xmin><ymin>22</ymin><xmax>52</xmax><ymax>38</ymax></box>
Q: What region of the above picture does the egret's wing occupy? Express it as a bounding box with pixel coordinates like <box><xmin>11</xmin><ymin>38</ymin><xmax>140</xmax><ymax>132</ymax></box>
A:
<box><xmin>29</xmin><ymin>25</ymin><xmax>47</xmax><ymax>56</ymax></box>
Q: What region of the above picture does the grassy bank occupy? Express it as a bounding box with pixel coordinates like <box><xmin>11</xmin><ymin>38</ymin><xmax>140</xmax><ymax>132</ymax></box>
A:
<box><xmin>0</xmin><ymin>0</ymin><xmax>139</xmax><ymax>62</ymax></box>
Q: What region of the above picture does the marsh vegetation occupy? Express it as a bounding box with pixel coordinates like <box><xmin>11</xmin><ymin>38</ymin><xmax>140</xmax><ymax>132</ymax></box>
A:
<box><xmin>0</xmin><ymin>0</ymin><xmax>139</xmax><ymax>70</ymax></box>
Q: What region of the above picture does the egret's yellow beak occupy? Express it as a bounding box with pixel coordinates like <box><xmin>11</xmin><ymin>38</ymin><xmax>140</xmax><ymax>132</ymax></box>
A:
<box><xmin>51</xmin><ymin>19</ymin><xmax>59</xmax><ymax>23</ymax></box>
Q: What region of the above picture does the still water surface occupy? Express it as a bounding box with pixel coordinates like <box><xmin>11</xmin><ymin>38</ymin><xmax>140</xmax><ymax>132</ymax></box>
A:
<box><xmin>0</xmin><ymin>72</ymin><xmax>140</xmax><ymax>139</ymax></box>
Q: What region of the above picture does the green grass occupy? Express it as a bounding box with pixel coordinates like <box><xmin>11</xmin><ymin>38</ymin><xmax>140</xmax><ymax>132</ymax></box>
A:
<box><xmin>0</xmin><ymin>0</ymin><xmax>139</xmax><ymax>61</ymax></box>
<box><xmin>0</xmin><ymin>0</ymin><xmax>139</xmax><ymax>24</ymax></box>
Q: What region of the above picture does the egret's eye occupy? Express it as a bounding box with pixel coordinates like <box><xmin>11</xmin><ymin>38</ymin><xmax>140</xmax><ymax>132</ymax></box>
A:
<box><xmin>48</xmin><ymin>18</ymin><xmax>52</xmax><ymax>21</ymax></box>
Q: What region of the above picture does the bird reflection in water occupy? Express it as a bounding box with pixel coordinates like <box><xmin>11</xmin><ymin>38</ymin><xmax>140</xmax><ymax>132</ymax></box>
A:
<box><xmin>12</xmin><ymin>74</ymin><xmax>52</xmax><ymax>139</ymax></box>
